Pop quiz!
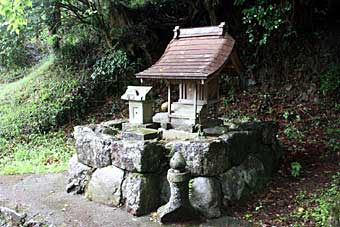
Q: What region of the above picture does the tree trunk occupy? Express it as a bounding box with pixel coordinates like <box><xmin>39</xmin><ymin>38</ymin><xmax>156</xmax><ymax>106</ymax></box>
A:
<box><xmin>47</xmin><ymin>0</ymin><xmax>61</xmax><ymax>50</ymax></box>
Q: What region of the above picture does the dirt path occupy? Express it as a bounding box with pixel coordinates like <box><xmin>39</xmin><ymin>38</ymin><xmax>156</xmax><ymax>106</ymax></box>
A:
<box><xmin>0</xmin><ymin>172</ymin><xmax>250</xmax><ymax>227</ymax></box>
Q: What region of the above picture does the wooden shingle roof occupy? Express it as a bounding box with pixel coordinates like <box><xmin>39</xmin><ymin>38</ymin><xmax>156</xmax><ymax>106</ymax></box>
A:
<box><xmin>136</xmin><ymin>22</ymin><xmax>236</xmax><ymax>80</ymax></box>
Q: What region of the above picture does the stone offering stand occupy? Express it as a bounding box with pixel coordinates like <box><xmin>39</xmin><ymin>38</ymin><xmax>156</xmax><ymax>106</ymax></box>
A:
<box><xmin>67</xmin><ymin>119</ymin><xmax>282</xmax><ymax>220</ymax></box>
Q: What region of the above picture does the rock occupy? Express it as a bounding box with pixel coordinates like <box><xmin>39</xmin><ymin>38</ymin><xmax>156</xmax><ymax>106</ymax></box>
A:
<box><xmin>240</xmin><ymin>156</ymin><xmax>265</xmax><ymax>189</ymax></box>
<box><xmin>94</xmin><ymin>124</ymin><xmax>118</xmax><ymax>136</ymax></box>
<box><xmin>122</xmin><ymin>173</ymin><xmax>160</xmax><ymax>216</ymax></box>
<box><xmin>161</xmin><ymin>129</ymin><xmax>198</xmax><ymax>141</ymax></box>
<box><xmin>253</xmin><ymin>142</ymin><xmax>282</xmax><ymax>176</ymax></box>
<box><xmin>166</xmin><ymin>139</ymin><xmax>229</xmax><ymax>176</ymax></box>
<box><xmin>121</xmin><ymin>122</ymin><xmax>160</xmax><ymax>131</ymax></box>
<box><xmin>111</xmin><ymin>140</ymin><xmax>166</xmax><ymax>173</ymax></box>
<box><xmin>74</xmin><ymin>126</ymin><xmax>116</xmax><ymax>168</ymax></box>
<box><xmin>219</xmin><ymin>166</ymin><xmax>247</xmax><ymax>204</ymax></box>
<box><xmin>219</xmin><ymin>155</ymin><xmax>266</xmax><ymax>205</ymax></box>
<box><xmin>190</xmin><ymin>177</ymin><xmax>222</xmax><ymax>218</ymax></box>
<box><xmin>237</xmin><ymin>121</ymin><xmax>279</xmax><ymax>145</ymax></box>
<box><xmin>0</xmin><ymin>207</ymin><xmax>26</xmax><ymax>227</ymax></box>
<box><xmin>203</xmin><ymin>126</ymin><xmax>229</xmax><ymax>136</ymax></box>
<box><xmin>66</xmin><ymin>155</ymin><xmax>94</xmax><ymax>194</ymax></box>
<box><xmin>85</xmin><ymin>166</ymin><xmax>125</xmax><ymax>207</ymax></box>
<box><xmin>122</xmin><ymin>128</ymin><xmax>160</xmax><ymax>141</ymax></box>
<box><xmin>152</xmin><ymin>112</ymin><xmax>169</xmax><ymax>124</ymax></box>
<box><xmin>160</xmin><ymin>174</ymin><xmax>170</xmax><ymax>204</ymax></box>
<box><xmin>100</xmin><ymin>119</ymin><xmax>128</xmax><ymax>130</ymax></box>
<box><xmin>219</xmin><ymin>130</ymin><xmax>259</xmax><ymax>166</ymax></box>
<box><xmin>25</xmin><ymin>219</ymin><xmax>50</xmax><ymax>227</ymax></box>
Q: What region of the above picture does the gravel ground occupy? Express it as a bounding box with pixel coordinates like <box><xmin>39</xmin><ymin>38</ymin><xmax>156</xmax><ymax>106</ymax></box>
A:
<box><xmin>0</xmin><ymin>172</ymin><xmax>250</xmax><ymax>227</ymax></box>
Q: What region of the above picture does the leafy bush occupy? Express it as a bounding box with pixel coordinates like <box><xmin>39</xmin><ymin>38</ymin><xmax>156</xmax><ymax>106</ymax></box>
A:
<box><xmin>56</xmin><ymin>40</ymin><xmax>98</xmax><ymax>67</ymax></box>
<box><xmin>302</xmin><ymin>172</ymin><xmax>340</xmax><ymax>226</ymax></box>
<box><xmin>91</xmin><ymin>50</ymin><xmax>129</xmax><ymax>82</ymax></box>
<box><xmin>320</xmin><ymin>64</ymin><xmax>340</xmax><ymax>95</ymax></box>
<box><xmin>234</xmin><ymin>0</ymin><xmax>293</xmax><ymax>46</ymax></box>
<box><xmin>290</xmin><ymin>161</ymin><xmax>302</xmax><ymax>177</ymax></box>
<box><xmin>0</xmin><ymin>22</ymin><xmax>29</xmax><ymax>70</ymax></box>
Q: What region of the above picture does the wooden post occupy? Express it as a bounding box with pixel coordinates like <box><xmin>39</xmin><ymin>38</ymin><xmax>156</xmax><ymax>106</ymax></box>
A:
<box><xmin>168</xmin><ymin>82</ymin><xmax>171</xmax><ymax>115</ymax></box>
<box><xmin>179</xmin><ymin>83</ymin><xmax>182</xmax><ymax>100</ymax></box>
<box><xmin>193</xmin><ymin>82</ymin><xmax>197</xmax><ymax>119</ymax></box>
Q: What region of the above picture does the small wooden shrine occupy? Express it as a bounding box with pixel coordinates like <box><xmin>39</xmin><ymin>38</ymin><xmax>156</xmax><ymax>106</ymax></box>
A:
<box><xmin>136</xmin><ymin>22</ymin><xmax>241</xmax><ymax>131</ymax></box>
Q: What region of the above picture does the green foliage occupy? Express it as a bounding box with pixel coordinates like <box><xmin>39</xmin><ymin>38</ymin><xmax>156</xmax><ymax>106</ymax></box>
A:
<box><xmin>56</xmin><ymin>39</ymin><xmax>98</xmax><ymax>67</ymax></box>
<box><xmin>293</xmin><ymin>172</ymin><xmax>340</xmax><ymax>226</ymax></box>
<box><xmin>0</xmin><ymin>56</ymin><xmax>81</xmax><ymax>139</ymax></box>
<box><xmin>283</xmin><ymin>124</ymin><xmax>304</xmax><ymax>142</ymax></box>
<box><xmin>0</xmin><ymin>0</ymin><xmax>32</xmax><ymax>33</ymax></box>
<box><xmin>290</xmin><ymin>161</ymin><xmax>302</xmax><ymax>177</ymax></box>
<box><xmin>0</xmin><ymin>67</ymin><xmax>27</xmax><ymax>83</ymax></box>
<box><xmin>0</xmin><ymin>131</ymin><xmax>74</xmax><ymax>175</ymax></box>
<box><xmin>320</xmin><ymin>64</ymin><xmax>340</xmax><ymax>94</ymax></box>
<box><xmin>0</xmin><ymin>22</ymin><xmax>29</xmax><ymax>70</ymax></box>
<box><xmin>234</xmin><ymin>0</ymin><xmax>293</xmax><ymax>46</ymax></box>
<box><xmin>91</xmin><ymin>50</ymin><xmax>129</xmax><ymax>82</ymax></box>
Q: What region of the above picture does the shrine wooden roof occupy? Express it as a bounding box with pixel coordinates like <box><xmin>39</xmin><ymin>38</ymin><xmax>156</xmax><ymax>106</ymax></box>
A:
<box><xmin>136</xmin><ymin>22</ymin><xmax>236</xmax><ymax>81</ymax></box>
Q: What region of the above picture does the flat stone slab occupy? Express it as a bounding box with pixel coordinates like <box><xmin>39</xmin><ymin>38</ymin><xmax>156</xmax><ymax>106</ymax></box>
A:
<box><xmin>122</xmin><ymin>122</ymin><xmax>160</xmax><ymax>131</ymax></box>
<box><xmin>161</xmin><ymin>129</ymin><xmax>198</xmax><ymax>141</ymax></box>
<box><xmin>203</xmin><ymin>126</ymin><xmax>229</xmax><ymax>136</ymax></box>
<box><xmin>122</xmin><ymin>128</ymin><xmax>160</xmax><ymax>141</ymax></box>
<box><xmin>0</xmin><ymin>173</ymin><xmax>252</xmax><ymax>227</ymax></box>
<box><xmin>101</xmin><ymin>119</ymin><xmax>128</xmax><ymax>130</ymax></box>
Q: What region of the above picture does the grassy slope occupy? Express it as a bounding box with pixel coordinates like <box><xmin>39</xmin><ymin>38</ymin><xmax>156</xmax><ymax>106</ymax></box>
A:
<box><xmin>0</xmin><ymin>56</ymin><xmax>78</xmax><ymax>174</ymax></box>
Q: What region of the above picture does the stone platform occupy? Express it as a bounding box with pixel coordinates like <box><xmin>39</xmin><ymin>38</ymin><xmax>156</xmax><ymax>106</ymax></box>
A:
<box><xmin>67</xmin><ymin>120</ymin><xmax>282</xmax><ymax>219</ymax></box>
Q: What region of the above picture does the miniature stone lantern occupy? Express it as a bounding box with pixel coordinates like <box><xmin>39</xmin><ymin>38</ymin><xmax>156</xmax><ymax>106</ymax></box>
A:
<box><xmin>121</xmin><ymin>86</ymin><xmax>153</xmax><ymax>124</ymax></box>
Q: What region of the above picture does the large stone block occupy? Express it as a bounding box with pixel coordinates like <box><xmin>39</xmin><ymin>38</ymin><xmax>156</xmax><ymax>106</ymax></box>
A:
<box><xmin>219</xmin><ymin>155</ymin><xmax>266</xmax><ymax>205</ymax></box>
<box><xmin>219</xmin><ymin>166</ymin><xmax>247</xmax><ymax>204</ymax></box>
<box><xmin>85</xmin><ymin>166</ymin><xmax>125</xmax><ymax>207</ymax></box>
<box><xmin>122</xmin><ymin>173</ymin><xmax>160</xmax><ymax>216</ymax></box>
<box><xmin>160</xmin><ymin>173</ymin><xmax>170</xmax><ymax>204</ymax></box>
<box><xmin>111</xmin><ymin>140</ymin><xmax>166</xmax><ymax>173</ymax></box>
<box><xmin>74</xmin><ymin>126</ymin><xmax>116</xmax><ymax>168</ymax></box>
<box><xmin>190</xmin><ymin>177</ymin><xmax>222</xmax><ymax>218</ymax></box>
<box><xmin>254</xmin><ymin>141</ymin><xmax>282</xmax><ymax>176</ymax></box>
<box><xmin>66</xmin><ymin>154</ymin><xmax>94</xmax><ymax>194</ymax></box>
<box><xmin>219</xmin><ymin>130</ymin><xmax>259</xmax><ymax>166</ymax></box>
<box><xmin>166</xmin><ymin>139</ymin><xmax>230</xmax><ymax>176</ymax></box>
<box><xmin>240</xmin><ymin>156</ymin><xmax>265</xmax><ymax>189</ymax></box>
<box><xmin>237</xmin><ymin>121</ymin><xmax>279</xmax><ymax>145</ymax></box>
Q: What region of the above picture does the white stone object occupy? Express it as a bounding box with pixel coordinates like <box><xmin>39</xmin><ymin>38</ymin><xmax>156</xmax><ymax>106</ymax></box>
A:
<box><xmin>121</xmin><ymin>86</ymin><xmax>153</xmax><ymax>124</ymax></box>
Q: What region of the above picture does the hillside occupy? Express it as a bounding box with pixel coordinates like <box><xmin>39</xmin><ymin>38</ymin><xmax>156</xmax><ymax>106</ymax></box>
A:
<box><xmin>0</xmin><ymin>57</ymin><xmax>80</xmax><ymax>174</ymax></box>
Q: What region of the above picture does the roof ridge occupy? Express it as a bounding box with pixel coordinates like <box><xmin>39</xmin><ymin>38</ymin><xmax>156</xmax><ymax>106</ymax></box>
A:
<box><xmin>173</xmin><ymin>22</ymin><xmax>227</xmax><ymax>39</ymax></box>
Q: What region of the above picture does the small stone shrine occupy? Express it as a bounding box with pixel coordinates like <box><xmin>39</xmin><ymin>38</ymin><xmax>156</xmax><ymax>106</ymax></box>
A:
<box><xmin>67</xmin><ymin>23</ymin><xmax>282</xmax><ymax>224</ymax></box>
<box><xmin>121</xmin><ymin>86</ymin><xmax>153</xmax><ymax>124</ymax></box>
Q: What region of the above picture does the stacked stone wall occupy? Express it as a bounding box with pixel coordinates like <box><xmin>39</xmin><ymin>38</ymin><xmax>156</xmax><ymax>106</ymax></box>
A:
<box><xmin>67</xmin><ymin>121</ymin><xmax>282</xmax><ymax>218</ymax></box>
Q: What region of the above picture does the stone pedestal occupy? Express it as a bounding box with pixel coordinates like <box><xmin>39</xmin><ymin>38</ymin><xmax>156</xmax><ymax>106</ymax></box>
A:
<box><xmin>157</xmin><ymin>152</ymin><xmax>199</xmax><ymax>224</ymax></box>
